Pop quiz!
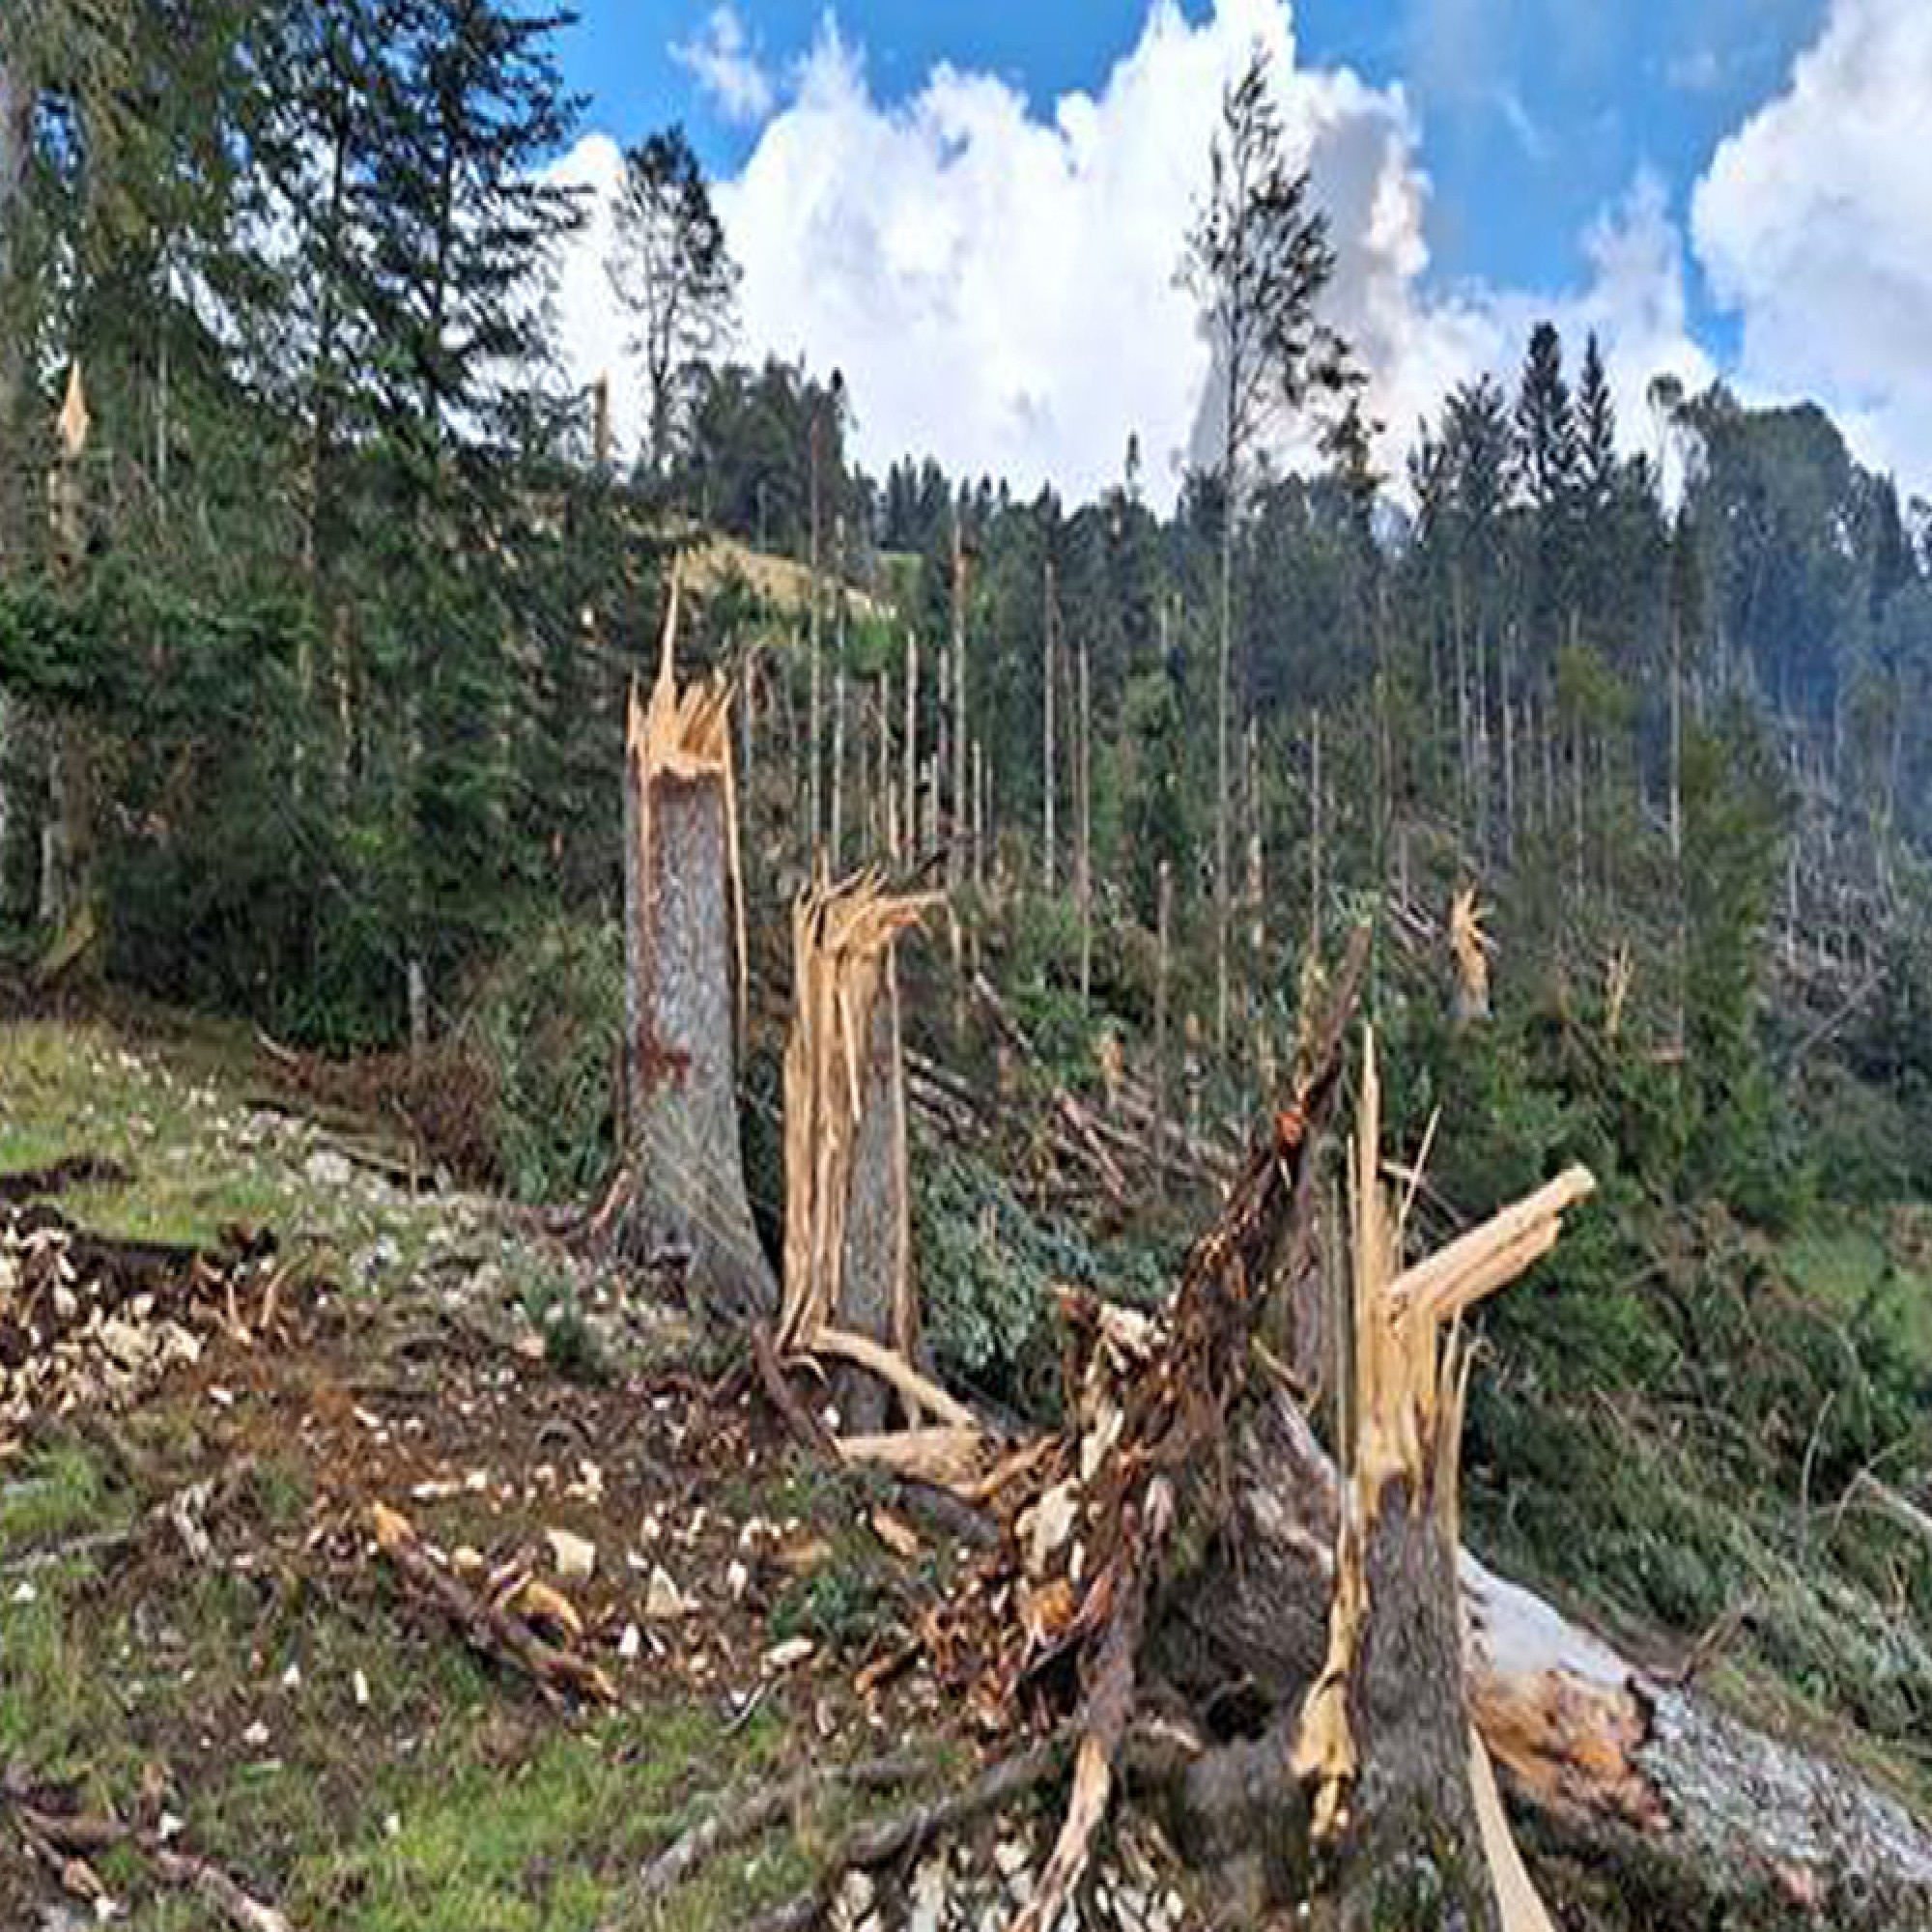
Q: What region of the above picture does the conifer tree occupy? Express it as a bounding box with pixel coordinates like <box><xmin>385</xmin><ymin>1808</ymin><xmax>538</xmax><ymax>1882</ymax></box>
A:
<box><xmin>1179</xmin><ymin>43</ymin><xmax>1351</xmax><ymax>1057</ymax></box>
<box><xmin>609</xmin><ymin>125</ymin><xmax>739</xmax><ymax>476</ymax></box>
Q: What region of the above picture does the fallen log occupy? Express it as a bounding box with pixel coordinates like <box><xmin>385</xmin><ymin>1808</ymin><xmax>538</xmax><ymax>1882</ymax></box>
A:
<box><xmin>918</xmin><ymin>927</ymin><xmax>1932</xmax><ymax>1924</ymax></box>
<box><xmin>1157</xmin><ymin>1385</ymin><xmax>1932</xmax><ymax>1919</ymax></box>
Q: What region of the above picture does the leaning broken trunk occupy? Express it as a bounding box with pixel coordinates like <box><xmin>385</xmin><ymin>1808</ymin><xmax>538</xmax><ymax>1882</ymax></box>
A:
<box><xmin>616</xmin><ymin>582</ymin><xmax>775</xmax><ymax>1321</ymax></box>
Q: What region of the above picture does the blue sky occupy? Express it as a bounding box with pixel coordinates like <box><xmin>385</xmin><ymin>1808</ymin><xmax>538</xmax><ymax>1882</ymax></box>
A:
<box><xmin>557</xmin><ymin>0</ymin><xmax>1822</xmax><ymax>356</ymax></box>
<box><xmin>542</xmin><ymin>1</ymin><xmax>1932</xmax><ymax>503</ymax></box>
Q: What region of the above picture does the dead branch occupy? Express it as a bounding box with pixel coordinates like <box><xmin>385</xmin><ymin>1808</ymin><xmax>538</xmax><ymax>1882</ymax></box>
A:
<box><xmin>628</xmin><ymin>1747</ymin><xmax>932</xmax><ymax>1908</ymax></box>
<box><xmin>368</xmin><ymin>1502</ymin><xmax>614</xmax><ymax>1706</ymax></box>
<box><xmin>14</xmin><ymin>1802</ymin><xmax>296</xmax><ymax>1932</ymax></box>
<box><xmin>734</xmin><ymin>1735</ymin><xmax>1071</xmax><ymax>1932</ymax></box>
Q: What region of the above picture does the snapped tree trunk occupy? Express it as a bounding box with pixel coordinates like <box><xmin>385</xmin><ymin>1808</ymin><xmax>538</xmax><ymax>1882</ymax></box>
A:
<box><xmin>619</xmin><ymin>582</ymin><xmax>775</xmax><ymax>1321</ymax></box>
<box><xmin>779</xmin><ymin>870</ymin><xmax>938</xmax><ymax>1436</ymax></box>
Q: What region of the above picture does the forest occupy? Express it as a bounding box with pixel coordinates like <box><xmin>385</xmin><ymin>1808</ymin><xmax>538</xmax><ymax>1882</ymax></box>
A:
<box><xmin>3</xmin><ymin>3</ymin><xmax>1932</xmax><ymax>1929</ymax></box>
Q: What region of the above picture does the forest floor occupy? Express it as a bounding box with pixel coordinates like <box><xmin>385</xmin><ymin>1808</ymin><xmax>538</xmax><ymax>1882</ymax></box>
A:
<box><xmin>4</xmin><ymin>992</ymin><xmax>1932</xmax><ymax>1929</ymax></box>
<box><xmin>0</xmin><ymin>1003</ymin><xmax>1193</xmax><ymax>1932</ymax></box>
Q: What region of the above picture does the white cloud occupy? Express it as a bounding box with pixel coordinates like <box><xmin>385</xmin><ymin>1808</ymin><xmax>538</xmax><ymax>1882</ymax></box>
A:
<box><xmin>1691</xmin><ymin>0</ymin><xmax>1932</xmax><ymax>491</ymax></box>
<box><xmin>672</xmin><ymin>5</ymin><xmax>775</xmax><ymax>127</ymax></box>
<box><xmin>546</xmin><ymin>1</ymin><xmax>1719</xmax><ymax>504</ymax></box>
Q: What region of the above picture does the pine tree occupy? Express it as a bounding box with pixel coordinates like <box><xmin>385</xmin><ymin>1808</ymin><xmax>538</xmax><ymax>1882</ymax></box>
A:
<box><xmin>1514</xmin><ymin>321</ymin><xmax>1578</xmax><ymax>647</ymax></box>
<box><xmin>609</xmin><ymin>125</ymin><xmax>739</xmax><ymax>476</ymax></box>
<box><xmin>1179</xmin><ymin>43</ymin><xmax>1351</xmax><ymax>1057</ymax></box>
<box><xmin>355</xmin><ymin>0</ymin><xmax>584</xmax><ymax>1026</ymax></box>
<box><xmin>1577</xmin><ymin>330</ymin><xmax>1616</xmax><ymax>510</ymax></box>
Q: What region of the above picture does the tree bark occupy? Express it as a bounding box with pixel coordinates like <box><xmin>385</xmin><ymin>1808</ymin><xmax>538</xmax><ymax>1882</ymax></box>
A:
<box><xmin>1156</xmin><ymin>1383</ymin><xmax>1932</xmax><ymax>1921</ymax></box>
<box><xmin>619</xmin><ymin>589</ymin><xmax>774</xmax><ymax>1321</ymax></box>
<box><xmin>1042</xmin><ymin>554</ymin><xmax>1057</xmax><ymax>895</ymax></box>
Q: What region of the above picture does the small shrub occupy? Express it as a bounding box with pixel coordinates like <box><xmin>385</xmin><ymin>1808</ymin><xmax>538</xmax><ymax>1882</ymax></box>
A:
<box><xmin>461</xmin><ymin>916</ymin><xmax>623</xmax><ymax>1204</ymax></box>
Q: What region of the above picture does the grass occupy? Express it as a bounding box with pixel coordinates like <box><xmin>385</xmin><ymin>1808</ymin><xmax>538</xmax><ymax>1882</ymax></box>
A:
<box><xmin>1782</xmin><ymin>1216</ymin><xmax>1932</xmax><ymax>1366</ymax></box>
<box><xmin>0</xmin><ymin>1445</ymin><xmax>880</xmax><ymax>1931</ymax></box>
<box><xmin>0</xmin><ymin>1016</ymin><xmax>447</xmax><ymax>1266</ymax></box>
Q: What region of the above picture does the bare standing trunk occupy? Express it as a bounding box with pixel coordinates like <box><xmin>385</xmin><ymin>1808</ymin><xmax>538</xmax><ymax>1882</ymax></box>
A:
<box><xmin>1077</xmin><ymin>624</ymin><xmax>1094</xmax><ymax>1006</ymax></box>
<box><xmin>1215</xmin><ymin>436</ymin><xmax>1234</xmax><ymax>1061</ymax></box>
<box><xmin>972</xmin><ymin>739</ymin><xmax>986</xmax><ymax>894</ymax></box>
<box><xmin>617</xmin><ymin>585</ymin><xmax>775</xmax><ymax>1321</ymax></box>
<box><xmin>830</xmin><ymin>660</ymin><xmax>846</xmax><ymax>871</ymax></box>
<box><xmin>1500</xmin><ymin>639</ymin><xmax>1516</xmax><ymax>866</ymax></box>
<box><xmin>1308</xmin><ymin>708</ymin><xmax>1323</xmax><ymax>953</ymax></box>
<box><xmin>1041</xmin><ymin>554</ymin><xmax>1058</xmax><ymax>895</ymax></box>
<box><xmin>1154</xmin><ymin>862</ymin><xmax>1172</xmax><ymax>1205</ymax></box>
<box><xmin>901</xmin><ymin>631</ymin><xmax>918</xmax><ymax>862</ymax></box>
<box><xmin>807</xmin><ymin>413</ymin><xmax>824</xmax><ymax>854</ymax></box>
<box><xmin>951</xmin><ymin>520</ymin><xmax>968</xmax><ymax>888</ymax></box>
<box><xmin>40</xmin><ymin>368</ymin><xmax>96</xmax><ymax>958</ymax></box>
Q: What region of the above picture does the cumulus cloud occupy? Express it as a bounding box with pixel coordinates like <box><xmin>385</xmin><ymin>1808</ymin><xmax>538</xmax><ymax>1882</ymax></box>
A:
<box><xmin>672</xmin><ymin>5</ymin><xmax>775</xmax><ymax>127</ymax></box>
<box><xmin>1691</xmin><ymin>0</ymin><xmax>1932</xmax><ymax>490</ymax></box>
<box><xmin>546</xmin><ymin>0</ymin><xmax>1717</xmax><ymax>503</ymax></box>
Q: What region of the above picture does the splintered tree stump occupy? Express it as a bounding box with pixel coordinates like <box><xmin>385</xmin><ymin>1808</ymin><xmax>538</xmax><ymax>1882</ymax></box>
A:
<box><xmin>780</xmin><ymin>870</ymin><xmax>936</xmax><ymax>1435</ymax></box>
<box><xmin>1321</xmin><ymin>1477</ymin><xmax>1498</xmax><ymax>1929</ymax></box>
<box><xmin>618</xmin><ymin>581</ymin><xmax>775</xmax><ymax>1321</ymax></box>
<box><xmin>1289</xmin><ymin>1028</ymin><xmax>1515</xmax><ymax>1931</ymax></box>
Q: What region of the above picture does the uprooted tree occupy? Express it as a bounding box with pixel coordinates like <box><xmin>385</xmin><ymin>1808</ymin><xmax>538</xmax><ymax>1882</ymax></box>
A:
<box><xmin>739</xmin><ymin>926</ymin><xmax>1932</xmax><ymax>1930</ymax></box>
<box><xmin>610</xmin><ymin>580</ymin><xmax>776</xmax><ymax>1321</ymax></box>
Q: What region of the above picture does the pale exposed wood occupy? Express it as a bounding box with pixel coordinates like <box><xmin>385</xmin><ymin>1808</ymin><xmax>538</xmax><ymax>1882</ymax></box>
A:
<box><xmin>1383</xmin><ymin>1166</ymin><xmax>1595</xmax><ymax>1329</ymax></box>
<box><xmin>811</xmin><ymin>1325</ymin><xmax>977</xmax><ymax>1433</ymax></box>
<box><xmin>1470</xmin><ymin>1731</ymin><xmax>1556</xmax><ymax>1932</ymax></box>
<box><xmin>1450</xmin><ymin>885</ymin><xmax>1494</xmax><ymax>1022</ymax></box>
<box><xmin>836</xmin><ymin>1425</ymin><xmax>990</xmax><ymax>1491</ymax></box>
<box><xmin>780</xmin><ymin>871</ymin><xmax>935</xmax><ymax>1378</ymax></box>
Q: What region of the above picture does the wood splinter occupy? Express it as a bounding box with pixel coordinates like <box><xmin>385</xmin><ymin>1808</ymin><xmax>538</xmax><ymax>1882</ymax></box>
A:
<box><xmin>1292</xmin><ymin>1025</ymin><xmax>1592</xmax><ymax>1928</ymax></box>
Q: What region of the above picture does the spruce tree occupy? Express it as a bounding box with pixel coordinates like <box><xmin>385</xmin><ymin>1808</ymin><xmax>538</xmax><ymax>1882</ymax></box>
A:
<box><xmin>1577</xmin><ymin>330</ymin><xmax>1616</xmax><ymax>510</ymax></box>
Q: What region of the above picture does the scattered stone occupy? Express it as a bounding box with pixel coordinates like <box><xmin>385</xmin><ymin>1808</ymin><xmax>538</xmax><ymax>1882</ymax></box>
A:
<box><xmin>763</xmin><ymin>1635</ymin><xmax>815</xmax><ymax>1673</ymax></box>
<box><xmin>546</xmin><ymin>1528</ymin><xmax>597</xmax><ymax>1580</ymax></box>
<box><xmin>908</xmin><ymin>1855</ymin><xmax>949</xmax><ymax>1932</ymax></box>
<box><xmin>303</xmin><ymin>1149</ymin><xmax>351</xmax><ymax>1188</ymax></box>
<box><xmin>993</xmin><ymin>1838</ymin><xmax>1031</xmax><ymax>1880</ymax></box>
<box><xmin>644</xmin><ymin>1566</ymin><xmax>689</xmax><ymax>1621</ymax></box>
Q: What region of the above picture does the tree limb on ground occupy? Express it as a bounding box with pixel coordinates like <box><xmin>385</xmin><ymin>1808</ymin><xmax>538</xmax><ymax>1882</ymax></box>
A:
<box><xmin>367</xmin><ymin>1501</ymin><xmax>615</xmax><ymax>1707</ymax></box>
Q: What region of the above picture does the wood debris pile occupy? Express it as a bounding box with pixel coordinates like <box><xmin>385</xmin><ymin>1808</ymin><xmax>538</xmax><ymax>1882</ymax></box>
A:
<box><xmin>0</xmin><ymin>1205</ymin><xmax>278</xmax><ymax>1448</ymax></box>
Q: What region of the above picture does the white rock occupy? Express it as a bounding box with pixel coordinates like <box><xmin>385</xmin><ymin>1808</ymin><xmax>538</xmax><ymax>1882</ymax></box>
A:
<box><xmin>546</xmin><ymin>1528</ymin><xmax>597</xmax><ymax>1580</ymax></box>
<box><xmin>303</xmin><ymin>1149</ymin><xmax>351</xmax><ymax>1188</ymax></box>
<box><xmin>992</xmin><ymin>1837</ymin><xmax>1031</xmax><ymax>1879</ymax></box>
<box><xmin>908</xmin><ymin>1857</ymin><xmax>949</xmax><ymax>1932</ymax></box>
<box><xmin>644</xmin><ymin>1567</ymin><xmax>688</xmax><ymax>1621</ymax></box>
<box><xmin>618</xmin><ymin>1622</ymin><xmax>642</xmax><ymax>1661</ymax></box>
<box><xmin>763</xmin><ymin>1635</ymin><xmax>815</xmax><ymax>1672</ymax></box>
